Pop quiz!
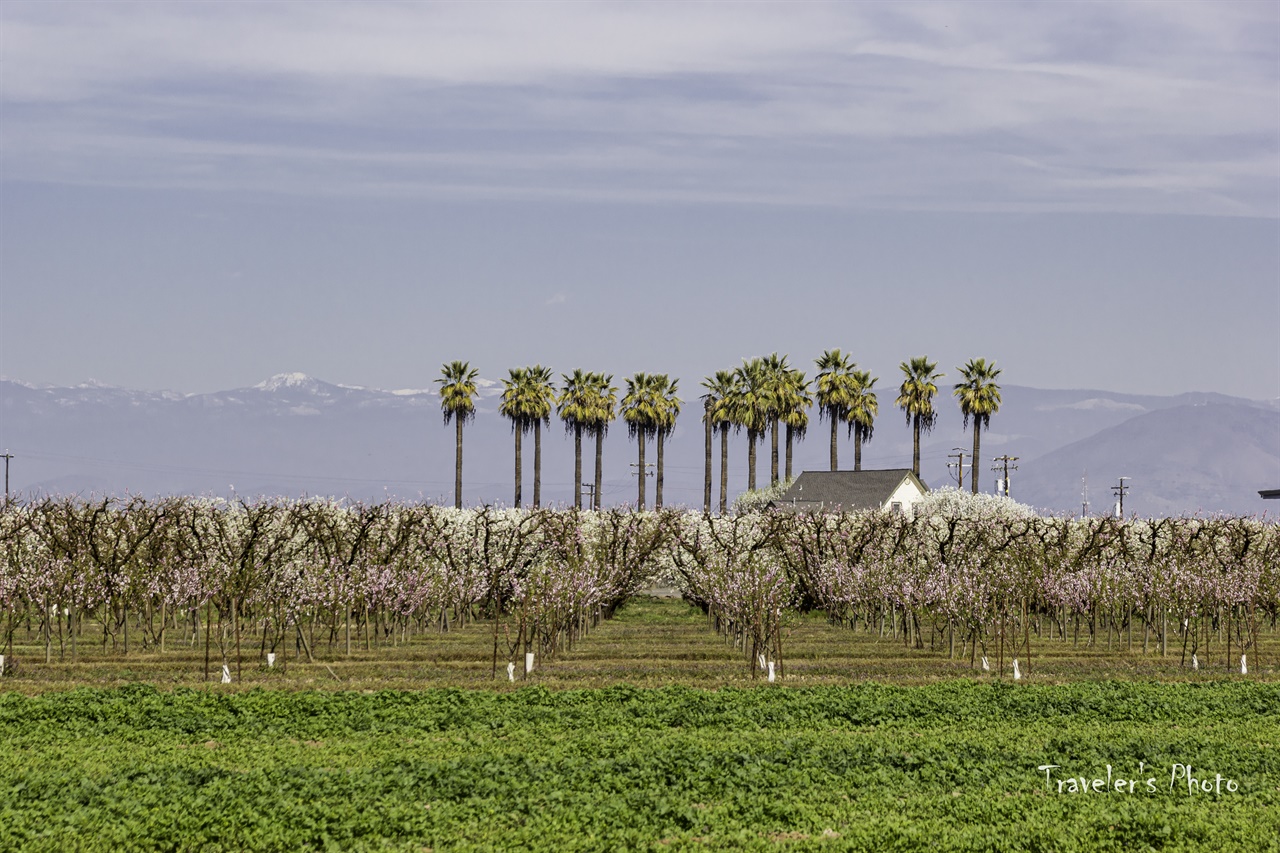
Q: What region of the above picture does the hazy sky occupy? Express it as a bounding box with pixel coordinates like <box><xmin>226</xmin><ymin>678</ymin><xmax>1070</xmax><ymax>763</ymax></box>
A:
<box><xmin>2</xmin><ymin>0</ymin><xmax>1277</xmax><ymax>400</ymax></box>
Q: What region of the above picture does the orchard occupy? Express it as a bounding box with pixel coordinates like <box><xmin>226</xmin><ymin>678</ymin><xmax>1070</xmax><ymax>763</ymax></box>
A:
<box><xmin>1</xmin><ymin>492</ymin><xmax>1275</xmax><ymax>683</ymax></box>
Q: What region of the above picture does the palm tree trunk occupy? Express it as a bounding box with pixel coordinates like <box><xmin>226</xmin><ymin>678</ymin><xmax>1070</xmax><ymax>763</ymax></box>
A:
<box><xmin>784</xmin><ymin>424</ymin><xmax>794</xmax><ymax>481</ymax></box>
<box><xmin>514</xmin><ymin>427</ymin><xmax>523</xmax><ymax>508</ymax></box>
<box><xmin>656</xmin><ymin>431</ymin><xmax>665</xmax><ymax>509</ymax></box>
<box><xmin>703</xmin><ymin>412</ymin><xmax>712</xmax><ymax>513</ymax></box>
<box><xmin>454</xmin><ymin>416</ymin><xmax>464</xmax><ymax>509</ymax></box>
<box><xmin>971</xmin><ymin>421</ymin><xmax>981</xmax><ymax>494</ymax></box>
<box><xmin>719</xmin><ymin>424</ymin><xmax>729</xmax><ymax>514</ymax></box>
<box><xmin>770</xmin><ymin>418</ymin><xmax>780</xmax><ymax>486</ymax></box>
<box><xmin>747</xmin><ymin>431</ymin><xmax>757</xmax><ymax>491</ymax></box>
<box><xmin>574</xmin><ymin>424</ymin><xmax>583</xmax><ymax>509</ymax></box>
<box><xmin>594</xmin><ymin>428</ymin><xmax>604</xmax><ymax>510</ymax></box>
<box><xmin>829</xmin><ymin>416</ymin><xmax>838</xmax><ymax>471</ymax></box>
<box><xmin>533</xmin><ymin>420</ymin><xmax>542</xmax><ymax>508</ymax></box>
<box><xmin>854</xmin><ymin>425</ymin><xmax>862</xmax><ymax>472</ymax></box>
<box><xmin>912</xmin><ymin>416</ymin><xmax>921</xmax><ymax>477</ymax></box>
<box><xmin>637</xmin><ymin>434</ymin><xmax>647</xmax><ymax>509</ymax></box>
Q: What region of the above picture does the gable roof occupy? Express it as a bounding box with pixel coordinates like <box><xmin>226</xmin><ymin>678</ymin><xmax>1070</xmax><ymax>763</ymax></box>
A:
<box><xmin>772</xmin><ymin>469</ymin><xmax>928</xmax><ymax>512</ymax></box>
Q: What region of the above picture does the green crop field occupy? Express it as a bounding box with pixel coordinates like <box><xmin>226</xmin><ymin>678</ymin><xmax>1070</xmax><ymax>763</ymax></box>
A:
<box><xmin>1</xmin><ymin>681</ymin><xmax>1277</xmax><ymax>852</ymax></box>
<box><xmin>1</xmin><ymin>597</ymin><xmax>1278</xmax><ymax>852</ymax></box>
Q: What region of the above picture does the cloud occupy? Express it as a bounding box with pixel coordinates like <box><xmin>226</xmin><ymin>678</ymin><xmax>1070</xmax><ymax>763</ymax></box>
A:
<box><xmin>1</xmin><ymin>1</ymin><xmax>1276</xmax><ymax>216</ymax></box>
<box><xmin>0</xmin><ymin>2</ymin><xmax>855</xmax><ymax>100</ymax></box>
<box><xmin>545</xmin><ymin>293</ymin><xmax>567</xmax><ymax>306</ymax></box>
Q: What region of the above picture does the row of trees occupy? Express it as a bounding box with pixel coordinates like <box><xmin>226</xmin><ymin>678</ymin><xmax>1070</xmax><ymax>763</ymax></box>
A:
<box><xmin>669</xmin><ymin>490</ymin><xmax>1279</xmax><ymax>676</ymax></box>
<box><xmin>4</xmin><ymin>494</ymin><xmax>1274</xmax><ymax>679</ymax></box>
<box><xmin>438</xmin><ymin>354</ymin><xmax>1005</xmax><ymax>513</ymax></box>
<box><xmin>0</xmin><ymin>497</ymin><xmax>664</xmax><ymax>677</ymax></box>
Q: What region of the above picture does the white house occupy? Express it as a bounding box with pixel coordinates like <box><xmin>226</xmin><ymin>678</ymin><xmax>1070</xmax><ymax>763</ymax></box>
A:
<box><xmin>771</xmin><ymin>469</ymin><xmax>929</xmax><ymax>515</ymax></box>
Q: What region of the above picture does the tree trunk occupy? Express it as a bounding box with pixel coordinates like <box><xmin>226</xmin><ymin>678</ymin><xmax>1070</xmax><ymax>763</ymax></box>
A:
<box><xmin>594</xmin><ymin>428</ymin><xmax>604</xmax><ymax>510</ymax></box>
<box><xmin>719</xmin><ymin>425</ymin><xmax>729</xmax><ymax>514</ymax></box>
<box><xmin>785</xmin><ymin>424</ymin><xmax>794</xmax><ymax>481</ymax></box>
<box><xmin>912</xmin><ymin>416</ymin><xmax>921</xmax><ymax>477</ymax></box>
<box><xmin>636</xmin><ymin>434</ymin><xmax>647</xmax><ymax>509</ymax></box>
<box><xmin>829</xmin><ymin>416</ymin><xmax>838</xmax><ymax>471</ymax></box>
<box><xmin>573</xmin><ymin>424</ymin><xmax>583</xmax><ymax>510</ymax></box>
<box><xmin>971</xmin><ymin>420</ymin><xmax>982</xmax><ymax>494</ymax></box>
<box><xmin>770</xmin><ymin>418</ymin><xmax>780</xmax><ymax>486</ymax></box>
<box><xmin>204</xmin><ymin>598</ymin><xmax>212</xmax><ymax>682</ymax></box>
<box><xmin>533</xmin><ymin>420</ymin><xmax>542</xmax><ymax>508</ymax></box>
<box><xmin>234</xmin><ymin>596</ymin><xmax>242</xmax><ymax>683</ymax></box>
<box><xmin>454</xmin><ymin>415</ymin><xmax>464</xmax><ymax>509</ymax></box>
<box><xmin>703</xmin><ymin>411</ymin><xmax>713</xmax><ymax>513</ymax></box>
<box><xmin>747</xmin><ymin>431</ymin><xmax>757</xmax><ymax>491</ymax></box>
<box><xmin>656</xmin><ymin>431</ymin><xmax>665</xmax><ymax>509</ymax></box>
<box><xmin>854</xmin><ymin>425</ymin><xmax>863</xmax><ymax>471</ymax></box>
<box><xmin>514</xmin><ymin>427</ymin><xmax>523</xmax><ymax>508</ymax></box>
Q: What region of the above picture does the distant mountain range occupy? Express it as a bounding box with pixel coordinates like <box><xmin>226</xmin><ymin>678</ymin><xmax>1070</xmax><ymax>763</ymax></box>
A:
<box><xmin>1</xmin><ymin>374</ymin><xmax>1277</xmax><ymax>517</ymax></box>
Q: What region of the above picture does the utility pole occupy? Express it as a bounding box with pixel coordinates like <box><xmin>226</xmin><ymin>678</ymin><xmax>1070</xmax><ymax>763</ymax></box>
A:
<box><xmin>630</xmin><ymin>461</ymin><xmax>654</xmax><ymax>509</ymax></box>
<box><xmin>1081</xmin><ymin>471</ymin><xmax>1090</xmax><ymax>518</ymax></box>
<box><xmin>581</xmin><ymin>482</ymin><xmax>596</xmax><ymax>509</ymax></box>
<box><xmin>947</xmin><ymin>449</ymin><xmax>966</xmax><ymax>488</ymax></box>
<box><xmin>1111</xmin><ymin>477</ymin><xmax>1131</xmax><ymax>518</ymax></box>
<box><xmin>1</xmin><ymin>450</ymin><xmax>11</xmax><ymax>500</ymax></box>
<box><xmin>990</xmin><ymin>455</ymin><xmax>1019</xmax><ymax>498</ymax></box>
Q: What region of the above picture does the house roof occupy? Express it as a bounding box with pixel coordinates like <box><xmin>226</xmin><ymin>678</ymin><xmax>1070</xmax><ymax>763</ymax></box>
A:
<box><xmin>1261</xmin><ymin>489</ymin><xmax>1280</xmax><ymax>499</ymax></box>
<box><xmin>772</xmin><ymin>469</ymin><xmax>928</xmax><ymax>512</ymax></box>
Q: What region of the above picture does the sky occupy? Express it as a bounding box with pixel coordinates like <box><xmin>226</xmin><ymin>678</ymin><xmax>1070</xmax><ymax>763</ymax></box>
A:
<box><xmin>2</xmin><ymin>0</ymin><xmax>1278</xmax><ymax>402</ymax></box>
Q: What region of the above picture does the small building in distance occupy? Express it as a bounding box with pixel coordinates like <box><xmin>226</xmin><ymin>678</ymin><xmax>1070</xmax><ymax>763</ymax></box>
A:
<box><xmin>771</xmin><ymin>469</ymin><xmax>929</xmax><ymax>515</ymax></box>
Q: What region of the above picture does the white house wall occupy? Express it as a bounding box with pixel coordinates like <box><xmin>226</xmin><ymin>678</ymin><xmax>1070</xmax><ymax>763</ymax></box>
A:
<box><xmin>884</xmin><ymin>478</ymin><xmax>927</xmax><ymax>517</ymax></box>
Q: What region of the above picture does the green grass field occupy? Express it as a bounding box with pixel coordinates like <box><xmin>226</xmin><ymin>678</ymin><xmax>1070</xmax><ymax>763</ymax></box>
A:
<box><xmin>1</xmin><ymin>598</ymin><xmax>1277</xmax><ymax>851</ymax></box>
<box><xmin>2</xmin><ymin>681</ymin><xmax>1277</xmax><ymax>852</ymax></box>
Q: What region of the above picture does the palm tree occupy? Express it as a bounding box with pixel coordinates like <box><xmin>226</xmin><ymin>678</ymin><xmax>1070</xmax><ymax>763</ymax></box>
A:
<box><xmin>699</xmin><ymin>379</ymin><xmax>713</xmax><ymax>513</ymax></box>
<box><xmin>846</xmin><ymin>369</ymin><xmax>878</xmax><ymax>472</ymax></box>
<box><xmin>499</xmin><ymin>367</ymin><xmax>531</xmax><ymax>508</ymax></box>
<box><xmin>954</xmin><ymin>358</ymin><xmax>1002</xmax><ymax>494</ymax></box>
<box><xmin>525</xmin><ymin>365</ymin><xmax>556</xmax><ymax>508</ymax></box>
<box><xmin>587</xmin><ymin>372</ymin><xmax>617</xmax><ymax>510</ymax></box>
<box><xmin>557</xmin><ymin>369</ymin><xmax>595</xmax><ymax>509</ymax></box>
<box><xmin>732</xmin><ymin>358</ymin><xmax>769</xmax><ymax>491</ymax></box>
<box><xmin>780</xmin><ymin>368</ymin><xmax>811</xmax><ymax>481</ymax></box>
<box><xmin>815</xmin><ymin>350</ymin><xmax>856</xmax><ymax>471</ymax></box>
<box><xmin>896</xmin><ymin>356</ymin><xmax>944</xmax><ymax>478</ymax></box>
<box><xmin>761</xmin><ymin>353</ymin><xmax>791</xmax><ymax>486</ymax></box>
<box><xmin>436</xmin><ymin>361</ymin><xmax>479</xmax><ymax>509</ymax></box>
<box><xmin>653</xmin><ymin>375</ymin><xmax>680</xmax><ymax>510</ymax></box>
<box><xmin>701</xmin><ymin>370</ymin><xmax>738</xmax><ymax>514</ymax></box>
<box><xmin>621</xmin><ymin>373</ymin><xmax>663</xmax><ymax>509</ymax></box>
